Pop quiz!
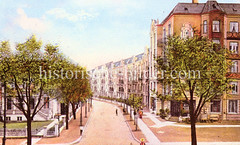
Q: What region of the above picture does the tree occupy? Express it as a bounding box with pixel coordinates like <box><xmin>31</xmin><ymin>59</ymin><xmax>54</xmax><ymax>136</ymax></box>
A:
<box><xmin>69</xmin><ymin>66</ymin><xmax>91</xmax><ymax>120</ymax></box>
<box><xmin>9</xmin><ymin>35</ymin><xmax>59</xmax><ymax>145</ymax></box>
<box><xmin>157</xmin><ymin>35</ymin><xmax>230</xmax><ymax>145</ymax></box>
<box><xmin>0</xmin><ymin>41</ymin><xmax>12</xmax><ymax>145</ymax></box>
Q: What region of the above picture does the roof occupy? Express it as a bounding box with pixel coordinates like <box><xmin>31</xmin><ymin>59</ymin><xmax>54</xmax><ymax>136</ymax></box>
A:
<box><xmin>98</xmin><ymin>65</ymin><xmax>102</xmax><ymax>69</ymax></box>
<box><xmin>105</xmin><ymin>62</ymin><xmax>113</xmax><ymax>69</ymax></box>
<box><xmin>135</xmin><ymin>53</ymin><xmax>144</xmax><ymax>62</ymax></box>
<box><xmin>124</xmin><ymin>57</ymin><xmax>134</xmax><ymax>65</ymax></box>
<box><xmin>113</xmin><ymin>61</ymin><xmax>121</xmax><ymax>67</ymax></box>
<box><xmin>160</xmin><ymin>1</ymin><xmax>240</xmax><ymax>25</ymax></box>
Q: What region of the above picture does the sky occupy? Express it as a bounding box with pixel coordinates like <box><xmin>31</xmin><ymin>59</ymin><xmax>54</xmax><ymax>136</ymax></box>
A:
<box><xmin>0</xmin><ymin>0</ymin><xmax>239</xmax><ymax>70</ymax></box>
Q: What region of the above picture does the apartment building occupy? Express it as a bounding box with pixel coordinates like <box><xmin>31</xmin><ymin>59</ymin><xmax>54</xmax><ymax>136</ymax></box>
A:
<box><xmin>90</xmin><ymin>51</ymin><xmax>150</xmax><ymax>108</ymax></box>
<box><xmin>153</xmin><ymin>0</ymin><xmax>240</xmax><ymax>120</ymax></box>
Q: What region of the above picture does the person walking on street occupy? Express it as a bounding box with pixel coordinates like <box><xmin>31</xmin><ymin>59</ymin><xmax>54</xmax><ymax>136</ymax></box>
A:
<box><xmin>140</xmin><ymin>138</ymin><xmax>146</xmax><ymax>145</ymax></box>
<box><xmin>116</xmin><ymin>108</ymin><xmax>118</xmax><ymax>116</ymax></box>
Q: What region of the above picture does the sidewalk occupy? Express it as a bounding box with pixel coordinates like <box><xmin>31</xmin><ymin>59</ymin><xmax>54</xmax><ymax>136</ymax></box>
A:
<box><xmin>36</xmin><ymin>104</ymin><xmax>92</xmax><ymax>145</ymax></box>
<box><xmin>140</xmin><ymin>111</ymin><xmax>240</xmax><ymax>144</ymax></box>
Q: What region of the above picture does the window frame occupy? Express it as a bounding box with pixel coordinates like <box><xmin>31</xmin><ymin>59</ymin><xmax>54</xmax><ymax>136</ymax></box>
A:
<box><xmin>17</xmin><ymin>116</ymin><xmax>22</xmax><ymax>121</ymax></box>
<box><xmin>203</xmin><ymin>20</ymin><xmax>208</xmax><ymax>34</ymax></box>
<box><xmin>230</xmin><ymin>42</ymin><xmax>239</xmax><ymax>54</ymax></box>
<box><xmin>212</xmin><ymin>20</ymin><xmax>220</xmax><ymax>32</ymax></box>
<box><xmin>7</xmin><ymin>98</ymin><xmax>12</xmax><ymax>110</ymax></box>
<box><xmin>231</xmin><ymin>60</ymin><xmax>238</xmax><ymax>73</ymax></box>
<box><xmin>6</xmin><ymin>117</ymin><xmax>11</xmax><ymax>121</ymax></box>
<box><xmin>230</xmin><ymin>81</ymin><xmax>238</xmax><ymax>94</ymax></box>
<box><xmin>168</xmin><ymin>22</ymin><xmax>171</xmax><ymax>36</ymax></box>
<box><xmin>228</xmin><ymin>100</ymin><xmax>239</xmax><ymax>114</ymax></box>
<box><xmin>230</xmin><ymin>21</ymin><xmax>239</xmax><ymax>32</ymax></box>
<box><xmin>210</xmin><ymin>100</ymin><xmax>221</xmax><ymax>113</ymax></box>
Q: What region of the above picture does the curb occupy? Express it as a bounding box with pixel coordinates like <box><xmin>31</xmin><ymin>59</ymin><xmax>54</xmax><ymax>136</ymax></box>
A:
<box><xmin>69</xmin><ymin>104</ymin><xmax>94</xmax><ymax>145</ymax></box>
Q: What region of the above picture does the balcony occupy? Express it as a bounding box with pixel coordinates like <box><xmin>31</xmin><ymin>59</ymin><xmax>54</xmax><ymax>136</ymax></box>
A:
<box><xmin>228</xmin><ymin>54</ymin><xmax>240</xmax><ymax>60</ymax></box>
<box><xmin>226</xmin><ymin>73</ymin><xmax>240</xmax><ymax>79</ymax></box>
<box><xmin>227</xmin><ymin>32</ymin><xmax>240</xmax><ymax>40</ymax></box>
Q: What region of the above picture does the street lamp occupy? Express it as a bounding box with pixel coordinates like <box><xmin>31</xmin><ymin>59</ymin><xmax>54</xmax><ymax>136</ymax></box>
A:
<box><xmin>85</xmin><ymin>100</ymin><xmax>87</xmax><ymax>118</ymax></box>
<box><xmin>80</xmin><ymin>101</ymin><xmax>83</xmax><ymax>126</ymax></box>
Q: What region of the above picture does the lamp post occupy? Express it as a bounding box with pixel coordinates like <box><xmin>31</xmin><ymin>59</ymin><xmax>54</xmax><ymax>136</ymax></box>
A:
<box><xmin>80</xmin><ymin>101</ymin><xmax>82</xmax><ymax>126</ymax></box>
<box><xmin>91</xmin><ymin>96</ymin><xmax>93</xmax><ymax>108</ymax></box>
<box><xmin>85</xmin><ymin>100</ymin><xmax>87</xmax><ymax>118</ymax></box>
<box><xmin>88</xmin><ymin>98</ymin><xmax>90</xmax><ymax>112</ymax></box>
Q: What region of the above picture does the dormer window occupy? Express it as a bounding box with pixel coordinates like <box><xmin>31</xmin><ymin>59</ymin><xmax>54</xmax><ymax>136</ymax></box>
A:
<box><xmin>230</xmin><ymin>22</ymin><xmax>239</xmax><ymax>32</ymax></box>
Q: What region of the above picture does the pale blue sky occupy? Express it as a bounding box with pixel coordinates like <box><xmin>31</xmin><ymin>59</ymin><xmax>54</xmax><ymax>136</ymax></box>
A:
<box><xmin>0</xmin><ymin>0</ymin><xmax>239</xmax><ymax>69</ymax></box>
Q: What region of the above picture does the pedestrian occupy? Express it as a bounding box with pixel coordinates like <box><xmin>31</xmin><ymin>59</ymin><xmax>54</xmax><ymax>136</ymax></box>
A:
<box><xmin>140</xmin><ymin>138</ymin><xmax>145</xmax><ymax>145</ymax></box>
<box><xmin>116</xmin><ymin>108</ymin><xmax>118</xmax><ymax>116</ymax></box>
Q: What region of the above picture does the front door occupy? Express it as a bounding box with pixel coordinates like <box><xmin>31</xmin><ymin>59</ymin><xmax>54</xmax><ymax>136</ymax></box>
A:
<box><xmin>171</xmin><ymin>101</ymin><xmax>181</xmax><ymax>116</ymax></box>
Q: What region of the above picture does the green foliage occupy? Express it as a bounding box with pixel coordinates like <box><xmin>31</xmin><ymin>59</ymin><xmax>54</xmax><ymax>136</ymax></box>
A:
<box><xmin>157</xmin><ymin>35</ymin><xmax>231</xmax><ymax>119</ymax></box>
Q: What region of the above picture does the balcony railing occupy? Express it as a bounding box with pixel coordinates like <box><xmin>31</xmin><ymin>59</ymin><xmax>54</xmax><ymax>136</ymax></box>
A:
<box><xmin>227</xmin><ymin>32</ymin><xmax>240</xmax><ymax>40</ymax></box>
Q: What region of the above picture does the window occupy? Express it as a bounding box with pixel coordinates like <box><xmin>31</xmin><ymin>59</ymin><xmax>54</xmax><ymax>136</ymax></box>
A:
<box><xmin>231</xmin><ymin>61</ymin><xmax>238</xmax><ymax>73</ymax></box>
<box><xmin>168</xmin><ymin>22</ymin><xmax>171</xmax><ymax>36</ymax></box>
<box><xmin>203</xmin><ymin>20</ymin><xmax>208</xmax><ymax>34</ymax></box>
<box><xmin>230</xmin><ymin>22</ymin><xmax>239</xmax><ymax>32</ymax></box>
<box><xmin>17</xmin><ymin>117</ymin><xmax>22</xmax><ymax>121</ymax></box>
<box><xmin>213</xmin><ymin>39</ymin><xmax>220</xmax><ymax>44</ymax></box>
<box><xmin>163</xmin><ymin>28</ymin><xmax>166</xmax><ymax>43</ymax></box>
<box><xmin>181</xmin><ymin>23</ymin><xmax>194</xmax><ymax>39</ymax></box>
<box><xmin>44</xmin><ymin>97</ymin><xmax>49</xmax><ymax>109</ymax></box>
<box><xmin>228</xmin><ymin>100</ymin><xmax>238</xmax><ymax>113</ymax></box>
<box><xmin>7</xmin><ymin>98</ymin><xmax>12</xmax><ymax>110</ymax></box>
<box><xmin>6</xmin><ymin>117</ymin><xmax>11</xmax><ymax>121</ymax></box>
<box><xmin>211</xmin><ymin>100</ymin><xmax>221</xmax><ymax>112</ymax></box>
<box><xmin>230</xmin><ymin>42</ymin><xmax>239</xmax><ymax>54</ymax></box>
<box><xmin>231</xmin><ymin>82</ymin><xmax>238</xmax><ymax>94</ymax></box>
<box><xmin>213</xmin><ymin>21</ymin><xmax>220</xmax><ymax>32</ymax></box>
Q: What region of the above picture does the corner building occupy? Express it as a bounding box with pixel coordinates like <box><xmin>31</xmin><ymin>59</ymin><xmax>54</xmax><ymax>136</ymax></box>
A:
<box><xmin>152</xmin><ymin>0</ymin><xmax>240</xmax><ymax>120</ymax></box>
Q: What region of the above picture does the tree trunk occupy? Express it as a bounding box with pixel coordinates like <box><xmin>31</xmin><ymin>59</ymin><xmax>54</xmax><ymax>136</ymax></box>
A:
<box><xmin>190</xmin><ymin>117</ymin><xmax>197</xmax><ymax>145</ymax></box>
<box><xmin>66</xmin><ymin>103</ymin><xmax>69</xmax><ymax>130</ymax></box>
<box><xmin>27</xmin><ymin>116</ymin><xmax>32</xmax><ymax>145</ymax></box>
<box><xmin>71</xmin><ymin>103</ymin><xmax>76</xmax><ymax>120</ymax></box>
<box><xmin>2</xmin><ymin>81</ymin><xmax>7</xmax><ymax>145</ymax></box>
<box><xmin>189</xmin><ymin>98</ymin><xmax>197</xmax><ymax>145</ymax></box>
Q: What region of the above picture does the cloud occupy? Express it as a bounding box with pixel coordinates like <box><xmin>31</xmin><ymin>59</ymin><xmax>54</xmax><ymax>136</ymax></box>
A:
<box><xmin>15</xmin><ymin>8</ymin><xmax>49</xmax><ymax>33</ymax></box>
<box><xmin>46</xmin><ymin>8</ymin><xmax>98</xmax><ymax>22</ymax></box>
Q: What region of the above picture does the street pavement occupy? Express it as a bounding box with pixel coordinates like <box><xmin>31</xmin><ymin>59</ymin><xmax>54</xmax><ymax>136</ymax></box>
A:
<box><xmin>78</xmin><ymin>100</ymin><xmax>139</xmax><ymax>145</ymax></box>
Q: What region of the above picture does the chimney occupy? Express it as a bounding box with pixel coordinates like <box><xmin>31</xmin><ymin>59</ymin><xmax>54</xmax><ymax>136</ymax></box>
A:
<box><xmin>192</xmin><ymin>0</ymin><xmax>198</xmax><ymax>3</ymax></box>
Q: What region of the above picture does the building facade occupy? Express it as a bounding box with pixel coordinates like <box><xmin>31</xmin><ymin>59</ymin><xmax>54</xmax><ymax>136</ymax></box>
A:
<box><xmin>154</xmin><ymin>0</ymin><xmax>240</xmax><ymax>120</ymax></box>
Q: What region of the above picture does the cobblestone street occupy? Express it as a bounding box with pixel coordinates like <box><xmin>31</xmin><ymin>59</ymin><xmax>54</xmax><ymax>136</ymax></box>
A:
<box><xmin>78</xmin><ymin>100</ymin><xmax>138</xmax><ymax>145</ymax></box>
